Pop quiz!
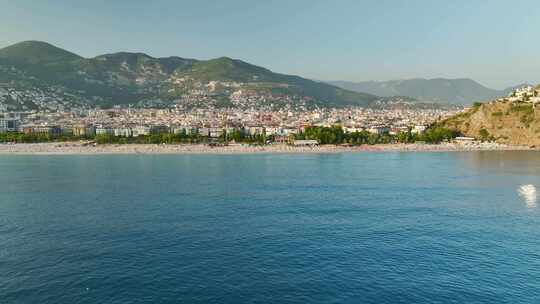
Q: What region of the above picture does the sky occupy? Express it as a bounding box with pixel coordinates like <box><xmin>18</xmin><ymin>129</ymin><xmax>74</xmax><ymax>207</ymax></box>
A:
<box><xmin>0</xmin><ymin>0</ymin><xmax>538</xmax><ymax>89</ymax></box>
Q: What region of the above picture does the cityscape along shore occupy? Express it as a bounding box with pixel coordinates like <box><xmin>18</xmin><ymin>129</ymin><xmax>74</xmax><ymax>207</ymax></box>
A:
<box><xmin>0</xmin><ymin>141</ymin><xmax>532</xmax><ymax>155</ymax></box>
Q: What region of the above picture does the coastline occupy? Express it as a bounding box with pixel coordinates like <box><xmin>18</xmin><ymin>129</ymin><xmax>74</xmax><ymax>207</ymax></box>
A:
<box><xmin>0</xmin><ymin>142</ymin><xmax>535</xmax><ymax>155</ymax></box>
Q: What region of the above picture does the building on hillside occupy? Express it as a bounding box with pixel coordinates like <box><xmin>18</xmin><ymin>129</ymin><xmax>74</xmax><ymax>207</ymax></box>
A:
<box><xmin>509</xmin><ymin>86</ymin><xmax>540</xmax><ymax>103</ymax></box>
<box><xmin>529</xmin><ymin>97</ymin><xmax>540</xmax><ymax>104</ymax></box>
<box><xmin>513</xmin><ymin>86</ymin><xmax>535</xmax><ymax>98</ymax></box>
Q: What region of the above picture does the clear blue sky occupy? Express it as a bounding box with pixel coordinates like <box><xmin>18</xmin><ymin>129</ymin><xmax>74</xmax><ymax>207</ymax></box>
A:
<box><xmin>0</xmin><ymin>0</ymin><xmax>538</xmax><ymax>89</ymax></box>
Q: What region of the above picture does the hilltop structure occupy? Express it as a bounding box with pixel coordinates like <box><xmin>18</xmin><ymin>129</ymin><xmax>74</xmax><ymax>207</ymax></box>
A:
<box><xmin>505</xmin><ymin>85</ymin><xmax>540</xmax><ymax>104</ymax></box>
<box><xmin>441</xmin><ymin>84</ymin><xmax>540</xmax><ymax>146</ymax></box>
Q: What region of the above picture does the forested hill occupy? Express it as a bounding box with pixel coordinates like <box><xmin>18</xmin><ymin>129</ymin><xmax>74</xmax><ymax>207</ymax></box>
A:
<box><xmin>0</xmin><ymin>41</ymin><xmax>378</xmax><ymax>110</ymax></box>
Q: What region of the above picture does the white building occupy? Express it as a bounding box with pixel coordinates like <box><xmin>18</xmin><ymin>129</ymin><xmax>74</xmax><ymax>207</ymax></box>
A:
<box><xmin>114</xmin><ymin>128</ymin><xmax>133</xmax><ymax>137</ymax></box>
<box><xmin>132</xmin><ymin>126</ymin><xmax>151</xmax><ymax>137</ymax></box>
<box><xmin>96</xmin><ymin>127</ymin><xmax>114</xmax><ymax>135</ymax></box>
<box><xmin>509</xmin><ymin>85</ymin><xmax>540</xmax><ymax>103</ymax></box>
<box><xmin>0</xmin><ymin>118</ymin><xmax>19</xmax><ymax>132</ymax></box>
<box><xmin>412</xmin><ymin>125</ymin><xmax>427</xmax><ymax>134</ymax></box>
<box><xmin>347</xmin><ymin>126</ymin><xmax>365</xmax><ymax>133</ymax></box>
<box><xmin>367</xmin><ymin>126</ymin><xmax>389</xmax><ymax>135</ymax></box>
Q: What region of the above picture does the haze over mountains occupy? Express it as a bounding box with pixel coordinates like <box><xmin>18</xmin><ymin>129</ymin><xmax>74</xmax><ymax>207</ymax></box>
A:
<box><xmin>329</xmin><ymin>79</ymin><xmax>521</xmax><ymax>105</ymax></box>
<box><xmin>0</xmin><ymin>41</ymin><xmax>379</xmax><ymax>111</ymax></box>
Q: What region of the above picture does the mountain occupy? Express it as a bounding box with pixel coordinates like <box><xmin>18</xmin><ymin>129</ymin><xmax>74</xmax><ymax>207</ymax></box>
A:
<box><xmin>329</xmin><ymin>78</ymin><xmax>519</xmax><ymax>105</ymax></box>
<box><xmin>440</xmin><ymin>87</ymin><xmax>540</xmax><ymax>146</ymax></box>
<box><xmin>0</xmin><ymin>41</ymin><xmax>82</xmax><ymax>64</ymax></box>
<box><xmin>0</xmin><ymin>41</ymin><xmax>378</xmax><ymax>111</ymax></box>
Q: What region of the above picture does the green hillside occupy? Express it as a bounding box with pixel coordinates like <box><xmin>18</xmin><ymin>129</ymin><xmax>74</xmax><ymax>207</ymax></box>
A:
<box><xmin>176</xmin><ymin>57</ymin><xmax>377</xmax><ymax>106</ymax></box>
<box><xmin>182</xmin><ymin>57</ymin><xmax>270</xmax><ymax>82</ymax></box>
<box><xmin>0</xmin><ymin>41</ymin><xmax>378</xmax><ymax>109</ymax></box>
<box><xmin>0</xmin><ymin>41</ymin><xmax>82</xmax><ymax>64</ymax></box>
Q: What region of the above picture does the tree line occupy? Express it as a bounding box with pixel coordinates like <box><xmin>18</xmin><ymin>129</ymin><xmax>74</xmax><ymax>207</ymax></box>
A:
<box><xmin>0</xmin><ymin>125</ymin><xmax>460</xmax><ymax>145</ymax></box>
<box><xmin>0</xmin><ymin>130</ymin><xmax>271</xmax><ymax>145</ymax></box>
<box><xmin>295</xmin><ymin>125</ymin><xmax>459</xmax><ymax>145</ymax></box>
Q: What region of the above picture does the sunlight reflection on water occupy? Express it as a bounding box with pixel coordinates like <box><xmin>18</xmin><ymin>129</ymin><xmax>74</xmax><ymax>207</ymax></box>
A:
<box><xmin>518</xmin><ymin>184</ymin><xmax>537</xmax><ymax>208</ymax></box>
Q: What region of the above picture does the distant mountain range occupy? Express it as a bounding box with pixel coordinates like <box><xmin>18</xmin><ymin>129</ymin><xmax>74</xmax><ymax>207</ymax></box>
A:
<box><xmin>0</xmin><ymin>41</ymin><xmax>379</xmax><ymax>111</ymax></box>
<box><xmin>328</xmin><ymin>79</ymin><xmax>523</xmax><ymax>105</ymax></box>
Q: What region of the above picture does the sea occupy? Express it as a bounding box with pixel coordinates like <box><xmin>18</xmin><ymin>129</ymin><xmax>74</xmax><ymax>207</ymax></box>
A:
<box><xmin>1</xmin><ymin>152</ymin><xmax>540</xmax><ymax>303</ymax></box>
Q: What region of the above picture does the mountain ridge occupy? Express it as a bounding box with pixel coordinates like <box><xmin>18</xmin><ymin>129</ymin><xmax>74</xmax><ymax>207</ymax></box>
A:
<box><xmin>0</xmin><ymin>41</ymin><xmax>83</xmax><ymax>64</ymax></box>
<box><xmin>0</xmin><ymin>41</ymin><xmax>378</xmax><ymax>110</ymax></box>
<box><xmin>328</xmin><ymin>78</ymin><xmax>523</xmax><ymax>105</ymax></box>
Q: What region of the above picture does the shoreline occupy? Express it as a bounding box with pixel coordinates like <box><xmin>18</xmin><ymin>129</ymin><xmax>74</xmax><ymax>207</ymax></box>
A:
<box><xmin>0</xmin><ymin>142</ymin><xmax>535</xmax><ymax>155</ymax></box>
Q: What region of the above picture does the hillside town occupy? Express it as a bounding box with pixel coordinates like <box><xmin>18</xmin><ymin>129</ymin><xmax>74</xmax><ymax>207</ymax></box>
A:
<box><xmin>0</xmin><ymin>77</ymin><xmax>432</xmax><ymax>113</ymax></box>
<box><xmin>498</xmin><ymin>85</ymin><xmax>540</xmax><ymax>104</ymax></box>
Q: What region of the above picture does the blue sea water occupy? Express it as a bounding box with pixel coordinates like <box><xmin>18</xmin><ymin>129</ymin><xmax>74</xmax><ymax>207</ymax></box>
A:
<box><xmin>2</xmin><ymin>152</ymin><xmax>540</xmax><ymax>303</ymax></box>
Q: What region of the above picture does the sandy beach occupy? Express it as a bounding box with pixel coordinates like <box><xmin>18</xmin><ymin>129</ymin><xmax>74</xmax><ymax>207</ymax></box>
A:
<box><xmin>0</xmin><ymin>142</ymin><xmax>535</xmax><ymax>155</ymax></box>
